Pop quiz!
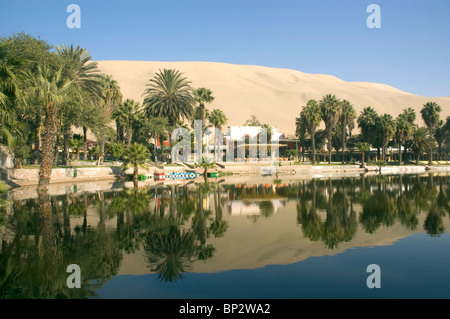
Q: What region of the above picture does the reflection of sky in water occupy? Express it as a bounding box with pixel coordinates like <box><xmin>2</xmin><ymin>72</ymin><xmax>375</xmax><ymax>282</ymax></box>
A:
<box><xmin>1</xmin><ymin>174</ymin><xmax>450</xmax><ymax>299</ymax></box>
<box><xmin>97</xmin><ymin>233</ymin><xmax>450</xmax><ymax>299</ymax></box>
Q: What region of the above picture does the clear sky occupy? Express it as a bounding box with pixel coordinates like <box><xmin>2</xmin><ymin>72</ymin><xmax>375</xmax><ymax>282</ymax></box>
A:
<box><xmin>1</xmin><ymin>0</ymin><xmax>449</xmax><ymax>97</ymax></box>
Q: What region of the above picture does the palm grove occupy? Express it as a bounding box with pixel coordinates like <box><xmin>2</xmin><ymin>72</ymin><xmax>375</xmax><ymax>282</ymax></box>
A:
<box><xmin>296</xmin><ymin>94</ymin><xmax>450</xmax><ymax>166</ymax></box>
<box><xmin>0</xmin><ymin>34</ymin><xmax>228</xmax><ymax>191</ymax></box>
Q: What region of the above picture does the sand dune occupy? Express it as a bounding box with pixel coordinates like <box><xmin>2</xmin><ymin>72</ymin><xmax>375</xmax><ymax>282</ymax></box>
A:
<box><xmin>96</xmin><ymin>61</ymin><xmax>450</xmax><ymax>136</ymax></box>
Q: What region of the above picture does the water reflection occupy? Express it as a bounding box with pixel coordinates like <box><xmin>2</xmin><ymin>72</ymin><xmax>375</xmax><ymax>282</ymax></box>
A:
<box><xmin>0</xmin><ymin>173</ymin><xmax>449</xmax><ymax>298</ymax></box>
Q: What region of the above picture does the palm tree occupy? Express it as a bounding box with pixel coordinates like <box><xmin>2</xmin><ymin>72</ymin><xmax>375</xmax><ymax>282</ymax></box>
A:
<box><xmin>194</xmin><ymin>88</ymin><xmax>214</xmax><ymax>131</ymax></box>
<box><xmin>0</xmin><ymin>40</ymin><xmax>22</xmax><ymax>150</ymax></box>
<box><xmin>198</xmin><ymin>156</ymin><xmax>216</xmax><ymax>181</ymax></box>
<box><xmin>421</xmin><ymin>101</ymin><xmax>442</xmax><ymax>164</ymax></box>
<box><xmin>402</xmin><ymin>107</ymin><xmax>416</xmax><ymax>124</ymax></box>
<box><xmin>358</xmin><ymin>142</ymin><xmax>370</xmax><ymax>168</ymax></box>
<box><xmin>243</xmin><ymin>115</ymin><xmax>262</xmax><ymax>126</ymax></box>
<box><xmin>98</xmin><ymin>74</ymin><xmax>122</xmax><ymax>164</ymax></box>
<box><xmin>122</xmin><ymin>143</ymin><xmax>150</xmax><ymax>182</ymax></box>
<box><xmin>142</xmin><ymin>69</ymin><xmax>195</xmax><ymax>127</ymax></box>
<box><xmin>320</xmin><ymin>94</ymin><xmax>341</xmax><ymax>164</ymax></box>
<box><xmin>357</xmin><ymin>107</ymin><xmax>379</xmax><ymax>161</ymax></box>
<box><xmin>30</xmin><ymin>65</ymin><xmax>74</xmax><ymax>192</ymax></box>
<box><xmin>55</xmin><ymin>44</ymin><xmax>102</xmax><ymax>165</ymax></box>
<box><xmin>340</xmin><ymin>99</ymin><xmax>356</xmax><ymax>164</ymax></box>
<box><xmin>434</xmin><ymin>120</ymin><xmax>445</xmax><ymax>161</ymax></box>
<box><xmin>70</xmin><ymin>135</ymin><xmax>84</xmax><ymax>160</ymax></box>
<box><xmin>411</xmin><ymin>127</ymin><xmax>434</xmax><ymax>165</ymax></box>
<box><xmin>395</xmin><ymin>115</ymin><xmax>414</xmax><ymax>165</ymax></box>
<box><xmin>296</xmin><ymin>99</ymin><xmax>322</xmax><ymax>164</ymax></box>
<box><xmin>114</xmin><ymin>99</ymin><xmax>142</xmax><ymax>147</ymax></box>
<box><xmin>377</xmin><ymin>114</ymin><xmax>396</xmax><ymax>161</ymax></box>
<box><xmin>146</xmin><ymin>117</ymin><xmax>170</xmax><ymax>163</ymax></box>
<box><xmin>208</xmin><ymin>108</ymin><xmax>228</xmax><ymax>132</ymax></box>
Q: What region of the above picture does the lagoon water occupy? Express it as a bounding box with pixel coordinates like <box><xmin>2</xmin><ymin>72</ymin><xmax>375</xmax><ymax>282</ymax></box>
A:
<box><xmin>1</xmin><ymin>173</ymin><xmax>449</xmax><ymax>299</ymax></box>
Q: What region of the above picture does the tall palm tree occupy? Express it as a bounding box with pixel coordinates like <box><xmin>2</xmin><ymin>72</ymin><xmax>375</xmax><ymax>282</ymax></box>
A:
<box><xmin>421</xmin><ymin>101</ymin><xmax>441</xmax><ymax>164</ymax></box>
<box><xmin>339</xmin><ymin>99</ymin><xmax>356</xmax><ymax>164</ymax></box>
<box><xmin>411</xmin><ymin>127</ymin><xmax>434</xmax><ymax>165</ymax></box>
<box><xmin>98</xmin><ymin>74</ymin><xmax>122</xmax><ymax>164</ymax></box>
<box><xmin>0</xmin><ymin>40</ymin><xmax>23</xmax><ymax>150</ymax></box>
<box><xmin>320</xmin><ymin>94</ymin><xmax>341</xmax><ymax>164</ymax></box>
<box><xmin>114</xmin><ymin>99</ymin><xmax>142</xmax><ymax>147</ymax></box>
<box><xmin>433</xmin><ymin>120</ymin><xmax>445</xmax><ymax>161</ymax></box>
<box><xmin>208</xmin><ymin>108</ymin><xmax>228</xmax><ymax>132</ymax></box>
<box><xmin>142</xmin><ymin>69</ymin><xmax>195</xmax><ymax>127</ymax></box>
<box><xmin>402</xmin><ymin>107</ymin><xmax>416</xmax><ymax>124</ymax></box>
<box><xmin>55</xmin><ymin>44</ymin><xmax>102</xmax><ymax>165</ymax></box>
<box><xmin>194</xmin><ymin>88</ymin><xmax>214</xmax><ymax>131</ymax></box>
<box><xmin>357</xmin><ymin>106</ymin><xmax>379</xmax><ymax>161</ymax></box>
<box><xmin>296</xmin><ymin>99</ymin><xmax>322</xmax><ymax>164</ymax></box>
<box><xmin>395</xmin><ymin>115</ymin><xmax>414</xmax><ymax>165</ymax></box>
<box><xmin>378</xmin><ymin>114</ymin><xmax>396</xmax><ymax>161</ymax></box>
<box><xmin>30</xmin><ymin>65</ymin><xmax>74</xmax><ymax>191</ymax></box>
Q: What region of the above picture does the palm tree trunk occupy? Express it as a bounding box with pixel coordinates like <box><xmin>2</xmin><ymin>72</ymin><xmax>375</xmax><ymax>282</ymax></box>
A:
<box><xmin>341</xmin><ymin>121</ymin><xmax>346</xmax><ymax>164</ymax></box>
<box><xmin>327</xmin><ymin>130</ymin><xmax>332</xmax><ymax>164</ymax></box>
<box><xmin>127</xmin><ymin>124</ymin><xmax>132</xmax><ymax>147</ymax></box>
<box><xmin>38</xmin><ymin>103</ymin><xmax>58</xmax><ymax>192</ymax></box>
<box><xmin>200</xmin><ymin>104</ymin><xmax>205</xmax><ymax>131</ymax></box>
<box><xmin>311</xmin><ymin>131</ymin><xmax>316</xmax><ymax>164</ymax></box>
<box><xmin>398</xmin><ymin>142</ymin><xmax>402</xmax><ymax>166</ymax></box>
<box><xmin>83</xmin><ymin>126</ymin><xmax>88</xmax><ymax>160</ymax></box>
<box><xmin>33</xmin><ymin>113</ymin><xmax>42</xmax><ymax>165</ymax></box>
<box><xmin>62</xmin><ymin>122</ymin><xmax>71</xmax><ymax>166</ymax></box>
<box><xmin>54</xmin><ymin>134</ymin><xmax>59</xmax><ymax>166</ymax></box>
<box><xmin>99</xmin><ymin>141</ymin><xmax>105</xmax><ymax>165</ymax></box>
<box><xmin>133</xmin><ymin>162</ymin><xmax>138</xmax><ymax>181</ymax></box>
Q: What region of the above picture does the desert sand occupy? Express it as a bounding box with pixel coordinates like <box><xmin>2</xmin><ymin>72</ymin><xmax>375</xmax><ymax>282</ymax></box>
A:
<box><xmin>96</xmin><ymin>60</ymin><xmax>450</xmax><ymax>136</ymax></box>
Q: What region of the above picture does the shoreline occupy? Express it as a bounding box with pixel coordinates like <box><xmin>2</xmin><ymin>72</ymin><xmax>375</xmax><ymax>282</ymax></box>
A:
<box><xmin>2</xmin><ymin>164</ymin><xmax>449</xmax><ymax>199</ymax></box>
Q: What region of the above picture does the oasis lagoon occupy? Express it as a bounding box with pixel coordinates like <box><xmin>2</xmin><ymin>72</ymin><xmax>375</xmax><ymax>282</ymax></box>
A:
<box><xmin>0</xmin><ymin>173</ymin><xmax>449</xmax><ymax>299</ymax></box>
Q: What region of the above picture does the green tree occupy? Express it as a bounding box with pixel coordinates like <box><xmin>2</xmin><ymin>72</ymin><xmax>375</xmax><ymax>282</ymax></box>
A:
<box><xmin>109</xmin><ymin>141</ymin><xmax>125</xmax><ymax>160</ymax></box>
<box><xmin>30</xmin><ymin>65</ymin><xmax>74</xmax><ymax>192</ymax></box>
<box><xmin>395</xmin><ymin>114</ymin><xmax>414</xmax><ymax>165</ymax></box>
<box><xmin>70</xmin><ymin>134</ymin><xmax>84</xmax><ymax>160</ymax></box>
<box><xmin>143</xmin><ymin>69</ymin><xmax>195</xmax><ymax>127</ymax></box>
<box><xmin>296</xmin><ymin>99</ymin><xmax>322</xmax><ymax>164</ymax></box>
<box><xmin>411</xmin><ymin>127</ymin><xmax>434</xmax><ymax>165</ymax></box>
<box><xmin>358</xmin><ymin>142</ymin><xmax>370</xmax><ymax>168</ymax></box>
<box><xmin>377</xmin><ymin>114</ymin><xmax>396</xmax><ymax>161</ymax></box>
<box><xmin>194</xmin><ymin>88</ymin><xmax>214</xmax><ymax>131</ymax></box>
<box><xmin>0</xmin><ymin>40</ymin><xmax>22</xmax><ymax>150</ymax></box>
<box><xmin>421</xmin><ymin>102</ymin><xmax>441</xmax><ymax>164</ymax></box>
<box><xmin>339</xmin><ymin>100</ymin><xmax>356</xmax><ymax>164</ymax></box>
<box><xmin>122</xmin><ymin>143</ymin><xmax>150</xmax><ymax>182</ymax></box>
<box><xmin>55</xmin><ymin>44</ymin><xmax>102</xmax><ymax>165</ymax></box>
<box><xmin>208</xmin><ymin>108</ymin><xmax>228</xmax><ymax>132</ymax></box>
<box><xmin>243</xmin><ymin>115</ymin><xmax>262</xmax><ymax>126</ymax></box>
<box><xmin>319</xmin><ymin>94</ymin><xmax>341</xmax><ymax>164</ymax></box>
<box><xmin>434</xmin><ymin>120</ymin><xmax>446</xmax><ymax>161</ymax></box>
<box><xmin>98</xmin><ymin>74</ymin><xmax>122</xmax><ymax>164</ymax></box>
<box><xmin>357</xmin><ymin>106</ymin><xmax>379</xmax><ymax>159</ymax></box>
<box><xmin>114</xmin><ymin>98</ymin><xmax>143</xmax><ymax>147</ymax></box>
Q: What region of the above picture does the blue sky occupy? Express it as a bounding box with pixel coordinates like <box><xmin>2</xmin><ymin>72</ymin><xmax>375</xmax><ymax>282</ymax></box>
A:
<box><xmin>1</xmin><ymin>0</ymin><xmax>449</xmax><ymax>97</ymax></box>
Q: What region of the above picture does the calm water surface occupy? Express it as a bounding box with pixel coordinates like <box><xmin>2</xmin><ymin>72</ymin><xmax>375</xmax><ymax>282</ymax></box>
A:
<box><xmin>1</xmin><ymin>173</ymin><xmax>449</xmax><ymax>299</ymax></box>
